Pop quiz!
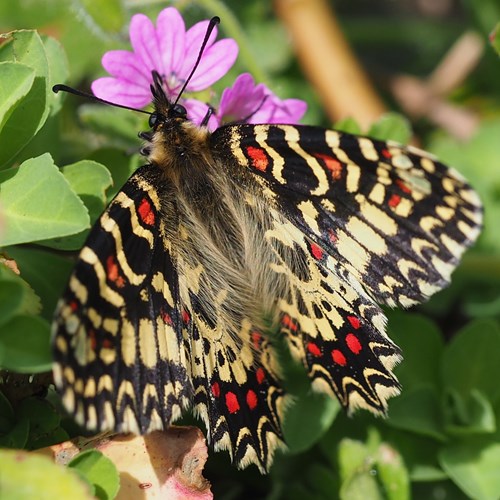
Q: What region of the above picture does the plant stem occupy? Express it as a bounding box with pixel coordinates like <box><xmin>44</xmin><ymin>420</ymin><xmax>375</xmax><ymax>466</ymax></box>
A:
<box><xmin>194</xmin><ymin>0</ymin><xmax>269</xmax><ymax>83</ymax></box>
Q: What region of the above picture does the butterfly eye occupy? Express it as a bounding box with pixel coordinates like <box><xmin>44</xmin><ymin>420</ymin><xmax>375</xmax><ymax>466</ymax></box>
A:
<box><xmin>172</xmin><ymin>104</ymin><xmax>187</xmax><ymax>118</ymax></box>
<box><xmin>148</xmin><ymin>113</ymin><xmax>162</xmax><ymax>128</ymax></box>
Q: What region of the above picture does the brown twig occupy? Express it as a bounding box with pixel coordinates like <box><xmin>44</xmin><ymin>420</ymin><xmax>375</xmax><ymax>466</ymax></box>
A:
<box><xmin>274</xmin><ymin>0</ymin><xmax>387</xmax><ymax>128</ymax></box>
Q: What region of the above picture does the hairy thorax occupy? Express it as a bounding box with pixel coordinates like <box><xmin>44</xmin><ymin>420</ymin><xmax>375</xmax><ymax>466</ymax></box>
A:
<box><xmin>147</xmin><ymin>120</ymin><xmax>292</xmax><ymax>339</ymax></box>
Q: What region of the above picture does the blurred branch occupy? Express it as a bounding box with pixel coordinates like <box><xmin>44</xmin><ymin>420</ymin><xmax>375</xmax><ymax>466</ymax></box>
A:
<box><xmin>196</xmin><ymin>0</ymin><xmax>269</xmax><ymax>83</ymax></box>
<box><xmin>390</xmin><ymin>31</ymin><xmax>484</xmax><ymax>140</ymax></box>
<box><xmin>274</xmin><ymin>0</ymin><xmax>387</xmax><ymax>129</ymax></box>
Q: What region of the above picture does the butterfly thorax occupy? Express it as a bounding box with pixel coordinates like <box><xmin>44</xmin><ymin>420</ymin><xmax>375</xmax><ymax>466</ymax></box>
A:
<box><xmin>140</xmin><ymin>110</ymin><xmax>292</xmax><ymax>344</ymax></box>
<box><xmin>147</xmin><ymin>112</ymin><xmax>214</xmax><ymax>185</ymax></box>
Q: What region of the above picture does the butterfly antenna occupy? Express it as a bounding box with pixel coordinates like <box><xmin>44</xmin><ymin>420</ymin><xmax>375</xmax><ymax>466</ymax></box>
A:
<box><xmin>174</xmin><ymin>16</ymin><xmax>220</xmax><ymax>105</ymax></box>
<box><xmin>52</xmin><ymin>84</ymin><xmax>152</xmax><ymax>115</ymax></box>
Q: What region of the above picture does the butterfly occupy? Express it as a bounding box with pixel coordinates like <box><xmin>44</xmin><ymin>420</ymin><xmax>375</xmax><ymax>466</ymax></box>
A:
<box><xmin>52</xmin><ymin>27</ymin><xmax>482</xmax><ymax>474</ymax></box>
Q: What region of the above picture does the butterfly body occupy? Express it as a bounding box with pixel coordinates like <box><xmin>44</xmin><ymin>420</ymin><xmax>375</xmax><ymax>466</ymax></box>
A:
<box><xmin>53</xmin><ymin>77</ymin><xmax>482</xmax><ymax>471</ymax></box>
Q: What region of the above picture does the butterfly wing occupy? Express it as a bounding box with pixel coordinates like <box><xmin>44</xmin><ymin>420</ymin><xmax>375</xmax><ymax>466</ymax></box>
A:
<box><xmin>53</xmin><ymin>162</ymin><xmax>286</xmax><ymax>471</ymax></box>
<box><xmin>211</xmin><ymin>123</ymin><xmax>482</xmax><ymax>413</ymax></box>
<box><xmin>52</xmin><ymin>165</ymin><xmax>193</xmax><ymax>434</ymax></box>
<box><xmin>213</xmin><ymin>124</ymin><xmax>482</xmax><ymax>308</ymax></box>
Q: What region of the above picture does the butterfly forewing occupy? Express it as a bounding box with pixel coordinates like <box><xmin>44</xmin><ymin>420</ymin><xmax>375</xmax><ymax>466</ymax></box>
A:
<box><xmin>53</xmin><ymin>165</ymin><xmax>193</xmax><ymax>433</ymax></box>
<box><xmin>213</xmin><ymin>124</ymin><xmax>482</xmax><ymax>307</ymax></box>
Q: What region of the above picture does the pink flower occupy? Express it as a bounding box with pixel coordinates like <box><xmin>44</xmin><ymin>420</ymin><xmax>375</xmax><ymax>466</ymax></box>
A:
<box><xmin>91</xmin><ymin>7</ymin><xmax>238</xmax><ymax>110</ymax></box>
<box><xmin>189</xmin><ymin>73</ymin><xmax>307</xmax><ymax>130</ymax></box>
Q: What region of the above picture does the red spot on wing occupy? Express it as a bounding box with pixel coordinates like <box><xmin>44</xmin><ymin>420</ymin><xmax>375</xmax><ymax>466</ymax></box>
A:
<box><xmin>138</xmin><ymin>198</ymin><xmax>155</xmax><ymax>226</ymax></box>
<box><xmin>161</xmin><ymin>310</ymin><xmax>173</xmax><ymax>326</ymax></box>
<box><xmin>347</xmin><ymin>316</ymin><xmax>361</xmax><ymax>329</ymax></box>
<box><xmin>332</xmin><ymin>349</ymin><xmax>347</xmax><ymax>366</ymax></box>
<box><xmin>307</xmin><ymin>342</ymin><xmax>321</xmax><ymax>357</ymax></box>
<box><xmin>281</xmin><ymin>314</ymin><xmax>298</xmax><ymax>332</ymax></box>
<box><xmin>381</xmin><ymin>148</ymin><xmax>392</xmax><ymax>159</ymax></box>
<box><xmin>88</xmin><ymin>329</ymin><xmax>97</xmax><ymax>351</ymax></box>
<box><xmin>310</xmin><ymin>242</ymin><xmax>324</xmax><ymax>260</ymax></box>
<box><xmin>211</xmin><ymin>382</ymin><xmax>220</xmax><ymax>398</ymax></box>
<box><xmin>328</xmin><ymin>229</ymin><xmax>338</xmax><ymax>244</ymax></box>
<box><xmin>182</xmin><ymin>309</ymin><xmax>190</xmax><ymax>324</ymax></box>
<box><xmin>346</xmin><ymin>333</ymin><xmax>362</xmax><ymax>354</ymax></box>
<box><xmin>388</xmin><ymin>194</ymin><xmax>401</xmax><ymax>208</ymax></box>
<box><xmin>225</xmin><ymin>392</ymin><xmax>240</xmax><ymax>413</ymax></box>
<box><xmin>102</xmin><ymin>338</ymin><xmax>113</xmax><ymax>349</ymax></box>
<box><xmin>314</xmin><ymin>153</ymin><xmax>343</xmax><ymax>180</ymax></box>
<box><xmin>106</xmin><ymin>256</ymin><xmax>125</xmax><ymax>288</ymax></box>
<box><xmin>246</xmin><ymin>390</ymin><xmax>258</xmax><ymax>410</ymax></box>
<box><xmin>251</xmin><ymin>331</ymin><xmax>262</xmax><ymax>349</ymax></box>
<box><xmin>396</xmin><ymin>179</ymin><xmax>412</xmax><ymax>194</ymax></box>
<box><xmin>247</xmin><ymin>146</ymin><xmax>268</xmax><ymax>172</ymax></box>
<box><xmin>256</xmin><ymin>368</ymin><xmax>265</xmax><ymax>384</ymax></box>
<box><xmin>69</xmin><ymin>300</ymin><xmax>79</xmax><ymax>312</ymax></box>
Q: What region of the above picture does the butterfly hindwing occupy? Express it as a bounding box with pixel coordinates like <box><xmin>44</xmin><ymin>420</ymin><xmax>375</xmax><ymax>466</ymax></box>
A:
<box><xmin>264</xmin><ymin>207</ymin><xmax>401</xmax><ymax>413</ymax></box>
<box><xmin>211</xmin><ymin>123</ymin><xmax>482</xmax><ymax>413</ymax></box>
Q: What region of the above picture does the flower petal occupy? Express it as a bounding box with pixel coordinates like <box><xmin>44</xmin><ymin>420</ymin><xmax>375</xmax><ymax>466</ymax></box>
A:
<box><xmin>178</xmin><ymin>20</ymin><xmax>217</xmax><ymax>81</ymax></box>
<box><xmin>218</xmin><ymin>73</ymin><xmax>266</xmax><ymax>121</ymax></box>
<box><xmin>91</xmin><ymin>77</ymin><xmax>151</xmax><ymax>108</ymax></box>
<box><xmin>129</xmin><ymin>13</ymin><xmax>162</xmax><ymax>76</ymax></box>
<box><xmin>101</xmin><ymin>50</ymin><xmax>151</xmax><ymax>87</ymax></box>
<box><xmin>156</xmin><ymin>7</ymin><xmax>186</xmax><ymax>77</ymax></box>
<box><xmin>251</xmin><ymin>96</ymin><xmax>307</xmax><ymax>124</ymax></box>
<box><xmin>187</xmin><ymin>39</ymin><xmax>239</xmax><ymax>91</ymax></box>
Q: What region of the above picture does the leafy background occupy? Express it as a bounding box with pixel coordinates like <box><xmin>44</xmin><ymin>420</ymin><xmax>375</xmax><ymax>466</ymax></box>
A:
<box><xmin>1</xmin><ymin>0</ymin><xmax>500</xmax><ymax>498</ymax></box>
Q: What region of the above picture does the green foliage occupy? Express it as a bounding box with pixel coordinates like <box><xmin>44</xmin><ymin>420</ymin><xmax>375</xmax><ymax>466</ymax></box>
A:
<box><xmin>0</xmin><ymin>449</ymin><xmax>92</xmax><ymax>499</ymax></box>
<box><xmin>69</xmin><ymin>450</ymin><xmax>120</xmax><ymax>500</ymax></box>
<box><xmin>0</xmin><ymin>1</ymin><xmax>499</xmax><ymax>499</ymax></box>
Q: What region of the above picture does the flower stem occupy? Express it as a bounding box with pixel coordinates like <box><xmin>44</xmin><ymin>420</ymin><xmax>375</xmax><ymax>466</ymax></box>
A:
<box><xmin>193</xmin><ymin>0</ymin><xmax>269</xmax><ymax>83</ymax></box>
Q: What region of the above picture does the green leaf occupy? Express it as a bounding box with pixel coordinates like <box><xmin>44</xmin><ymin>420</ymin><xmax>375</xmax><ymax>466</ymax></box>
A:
<box><xmin>0</xmin><ymin>390</ymin><xmax>15</xmax><ymax>432</ymax></box>
<box><xmin>0</xmin><ymin>62</ymin><xmax>35</xmax><ymax>132</ymax></box>
<box><xmin>283</xmin><ymin>390</ymin><xmax>340</xmax><ymax>454</ymax></box>
<box><xmin>4</xmin><ymin>246</ymin><xmax>73</xmax><ymax>321</ymax></box>
<box><xmin>305</xmin><ymin>462</ymin><xmax>340</xmax><ymax>498</ymax></box>
<box><xmin>443</xmin><ymin>388</ymin><xmax>496</xmax><ymax>436</ymax></box>
<box><xmin>62</xmin><ymin>160</ymin><xmax>112</xmax><ymax>225</ymax></box>
<box><xmin>387</xmin><ymin>311</ymin><xmax>444</xmax><ymax>391</ymax></box>
<box><xmin>0</xmin><ymin>417</ymin><xmax>30</xmax><ymax>449</ymax></box>
<box><xmin>441</xmin><ymin>319</ymin><xmax>500</xmax><ymax>406</ymax></box>
<box><xmin>334</xmin><ymin>117</ymin><xmax>362</xmax><ymax>135</ymax></box>
<box><xmin>387</xmin><ymin>387</ymin><xmax>447</xmax><ymax>442</ymax></box>
<box><xmin>376</xmin><ymin>443</ymin><xmax>410</xmax><ymax>500</ymax></box>
<box><xmin>79</xmin><ymin>104</ymin><xmax>143</xmax><ymax>146</ymax></box>
<box><xmin>0</xmin><ymin>30</ymin><xmax>51</xmax><ymax>167</ymax></box>
<box><xmin>0</xmin><ymin>153</ymin><xmax>89</xmax><ymax>246</ymax></box>
<box><xmin>490</xmin><ymin>23</ymin><xmax>500</xmax><ymax>56</ymax></box>
<box><xmin>41</xmin><ymin>35</ymin><xmax>69</xmax><ymax>116</ymax></box>
<box><xmin>0</xmin><ymin>314</ymin><xmax>51</xmax><ymax>373</ymax></box>
<box><xmin>74</xmin><ymin>0</ymin><xmax>126</xmax><ymax>34</ymax></box>
<box><xmin>377</xmin><ymin>427</ymin><xmax>446</xmax><ymax>482</ymax></box>
<box><xmin>40</xmin><ymin>160</ymin><xmax>113</xmax><ymax>250</ymax></box>
<box><xmin>69</xmin><ymin>450</ymin><xmax>120</xmax><ymax>500</ymax></box>
<box><xmin>0</xmin><ymin>263</ymin><xmax>41</xmax><ymax>325</ymax></box>
<box><xmin>340</xmin><ymin>470</ymin><xmax>383</xmax><ymax>500</ymax></box>
<box><xmin>282</xmin><ymin>354</ymin><xmax>340</xmax><ymax>453</ymax></box>
<box><xmin>0</xmin><ymin>449</ymin><xmax>92</xmax><ymax>499</ymax></box>
<box><xmin>17</xmin><ymin>397</ymin><xmax>61</xmax><ymax>449</ymax></box>
<box><xmin>368</xmin><ymin>112</ymin><xmax>412</xmax><ymax>143</ymax></box>
<box><xmin>87</xmin><ymin>148</ymin><xmax>141</xmax><ymax>202</ymax></box>
<box><xmin>440</xmin><ymin>437</ymin><xmax>500</xmax><ymax>500</ymax></box>
<box><xmin>338</xmin><ymin>438</ymin><xmax>372</xmax><ymax>484</ymax></box>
